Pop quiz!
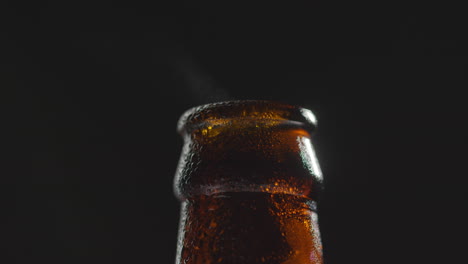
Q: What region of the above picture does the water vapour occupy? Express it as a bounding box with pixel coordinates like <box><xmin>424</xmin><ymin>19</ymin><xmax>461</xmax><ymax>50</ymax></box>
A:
<box><xmin>169</xmin><ymin>52</ymin><xmax>232</xmax><ymax>104</ymax></box>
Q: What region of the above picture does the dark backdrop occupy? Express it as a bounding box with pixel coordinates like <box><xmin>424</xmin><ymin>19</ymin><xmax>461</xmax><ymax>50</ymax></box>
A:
<box><xmin>4</xmin><ymin>1</ymin><xmax>467</xmax><ymax>263</ymax></box>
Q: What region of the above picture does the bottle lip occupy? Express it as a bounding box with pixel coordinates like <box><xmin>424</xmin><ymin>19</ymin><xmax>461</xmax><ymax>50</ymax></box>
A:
<box><xmin>177</xmin><ymin>100</ymin><xmax>317</xmax><ymax>135</ymax></box>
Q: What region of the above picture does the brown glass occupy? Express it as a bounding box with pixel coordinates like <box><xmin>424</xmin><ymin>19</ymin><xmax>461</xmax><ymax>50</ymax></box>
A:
<box><xmin>174</xmin><ymin>100</ymin><xmax>324</xmax><ymax>264</ymax></box>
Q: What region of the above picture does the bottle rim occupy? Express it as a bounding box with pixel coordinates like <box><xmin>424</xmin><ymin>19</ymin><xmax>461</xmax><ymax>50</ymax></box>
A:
<box><xmin>177</xmin><ymin>100</ymin><xmax>318</xmax><ymax>135</ymax></box>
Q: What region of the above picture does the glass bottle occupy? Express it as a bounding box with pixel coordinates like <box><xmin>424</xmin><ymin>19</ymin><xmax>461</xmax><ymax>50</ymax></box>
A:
<box><xmin>174</xmin><ymin>100</ymin><xmax>324</xmax><ymax>264</ymax></box>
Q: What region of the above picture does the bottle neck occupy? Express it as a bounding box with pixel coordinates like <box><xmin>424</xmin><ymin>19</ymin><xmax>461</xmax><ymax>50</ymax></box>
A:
<box><xmin>175</xmin><ymin>192</ymin><xmax>323</xmax><ymax>264</ymax></box>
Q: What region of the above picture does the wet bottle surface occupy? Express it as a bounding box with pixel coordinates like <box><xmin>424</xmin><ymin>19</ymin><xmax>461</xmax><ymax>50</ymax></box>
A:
<box><xmin>174</xmin><ymin>101</ymin><xmax>324</xmax><ymax>264</ymax></box>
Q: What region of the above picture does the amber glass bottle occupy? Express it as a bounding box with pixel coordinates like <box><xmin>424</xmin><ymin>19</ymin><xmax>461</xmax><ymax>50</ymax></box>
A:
<box><xmin>174</xmin><ymin>100</ymin><xmax>324</xmax><ymax>264</ymax></box>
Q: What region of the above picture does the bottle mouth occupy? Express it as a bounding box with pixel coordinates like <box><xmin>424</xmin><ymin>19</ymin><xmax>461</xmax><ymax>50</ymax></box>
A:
<box><xmin>177</xmin><ymin>100</ymin><xmax>318</xmax><ymax>136</ymax></box>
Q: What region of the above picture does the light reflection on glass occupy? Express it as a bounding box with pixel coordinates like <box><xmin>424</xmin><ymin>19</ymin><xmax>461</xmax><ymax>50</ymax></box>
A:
<box><xmin>297</xmin><ymin>136</ymin><xmax>323</xmax><ymax>181</ymax></box>
<box><xmin>300</xmin><ymin>108</ymin><xmax>317</xmax><ymax>127</ymax></box>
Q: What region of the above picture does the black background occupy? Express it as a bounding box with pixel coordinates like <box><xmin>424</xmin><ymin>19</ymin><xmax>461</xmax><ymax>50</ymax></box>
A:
<box><xmin>4</xmin><ymin>1</ymin><xmax>467</xmax><ymax>263</ymax></box>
